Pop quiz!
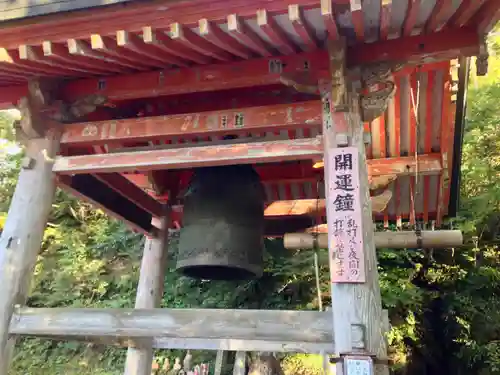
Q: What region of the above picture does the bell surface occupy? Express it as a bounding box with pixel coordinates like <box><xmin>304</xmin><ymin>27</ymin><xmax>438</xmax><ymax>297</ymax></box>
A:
<box><xmin>176</xmin><ymin>165</ymin><xmax>265</xmax><ymax>280</ymax></box>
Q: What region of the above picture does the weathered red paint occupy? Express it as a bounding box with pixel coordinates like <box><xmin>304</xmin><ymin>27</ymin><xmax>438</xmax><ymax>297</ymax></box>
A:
<box><xmin>61</xmin><ymin>50</ymin><xmax>328</xmax><ymax>102</ymax></box>
<box><xmin>53</xmin><ymin>137</ymin><xmax>325</xmax><ymax>174</ymax></box>
<box><xmin>425</xmin><ymin>0</ymin><xmax>454</xmax><ymax>33</ymax></box>
<box><xmin>60</xmin><ymin>101</ymin><xmax>323</xmax><ymax>147</ymax></box>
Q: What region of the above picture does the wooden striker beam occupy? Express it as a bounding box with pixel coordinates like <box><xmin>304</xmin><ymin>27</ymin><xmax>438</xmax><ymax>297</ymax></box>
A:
<box><xmin>123</xmin><ymin>215</ymin><xmax>169</xmax><ymax>375</ymax></box>
<box><xmin>283</xmin><ymin>230</ymin><xmax>464</xmax><ymax>250</ymax></box>
<box><xmin>0</xmin><ymin>81</ymin><xmax>60</xmax><ymax>375</ymax></box>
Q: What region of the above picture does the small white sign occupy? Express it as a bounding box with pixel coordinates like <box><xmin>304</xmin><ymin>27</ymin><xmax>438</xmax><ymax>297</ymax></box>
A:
<box><xmin>344</xmin><ymin>356</ymin><xmax>373</xmax><ymax>375</ymax></box>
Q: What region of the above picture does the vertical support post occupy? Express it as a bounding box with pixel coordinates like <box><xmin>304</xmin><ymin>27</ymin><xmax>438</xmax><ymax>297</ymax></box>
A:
<box><xmin>320</xmin><ymin>39</ymin><xmax>388</xmax><ymax>375</ymax></box>
<box><xmin>0</xmin><ymin>80</ymin><xmax>60</xmax><ymax>375</ymax></box>
<box><xmin>214</xmin><ymin>350</ymin><xmax>226</xmax><ymax>375</ymax></box>
<box><xmin>124</xmin><ymin>214</ymin><xmax>169</xmax><ymax>375</ymax></box>
<box><xmin>233</xmin><ymin>352</ymin><xmax>246</xmax><ymax>375</ymax></box>
<box><xmin>0</xmin><ymin>136</ymin><xmax>60</xmax><ymax>372</ymax></box>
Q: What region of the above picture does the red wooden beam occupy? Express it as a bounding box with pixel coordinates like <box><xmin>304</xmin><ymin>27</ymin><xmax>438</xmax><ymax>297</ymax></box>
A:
<box><xmin>257</xmin><ymin>9</ymin><xmax>297</xmax><ymax>55</ymax></box>
<box><xmin>467</xmin><ymin>0</ymin><xmax>500</xmax><ymax>35</ymax></box>
<box><xmin>289</xmin><ymin>5</ymin><xmax>318</xmax><ymax>51</ymax></box>
<box><xmin>170</xmin><ymin>23</ymin><xmax>232</xmax><ymax>62</ymax></box>
<box><xmin>60</xmin><ymin>101</ymin><xmax>322</xmax><ymax>146</ymax></box>
<box><xmin>350</xmin><ymin>0</ymin><xmax>365</xmax><ymax>41</ymax></box>
<box><xmin>227</xmin><ymin>14</ymin><xmax>273</xmax><ymax>57</ymax></box>
<box><xmin>402</xmin><ymin>0</ymin><xmax>420</xmax><ymax>37</ymax></box>
<box><xmin>53</xmin><ymin>137</ymin><xmax>324</xmax><ymax>174</ymax></box>
<box><xmin>60</xmin><ymin>29</ymin><xmax>478</xmax><ymax>103</ymax></box>
<box><xmin>199</xmin><ymin>19</ymin><xmax>253</xmax><ymax>59</ymax></box>
<box><xmin>425</xmin><ymin>0</ymin><xmax>454</xmax><ymax>33</ymax></box>
<box><xmin>1</xmin><ymin>47</ymin><xmax>77</xmax><ymax>77</ymax></box>
<box><xmin>89</xmin><ymin>35</ymin><xmax>154</xmax><ymax>70</ymax></box>
<box><xmin>446</xmin><ymin>0</ymin><xmax>486</xmax><ymax>28</ymax></box>
<box><xmin>367</xmin><ymin>153</ymin><xmax>442</xmax><ymax>176</ymax></box>
<box><xmin>61</xmin><ymin>50</ymin><xmax>328</xmax><ymax>102</ymax></box>
<box><xmin>42</xmin><ymin>41</ymin><xmax>121</xmax><ymax>75</ymax></box>
<box><xmin>0</xmin><ymin>0</ymin><xmax>324</xmax><ymax>49</ymax></box>
<box><xmin>18</xmin><ymin>45</ymin><xmax>91</xmax><ymax>76</ymax></box>
<box><xmin>142</xmin><ymin>27</ymin><xmax>211</xmax><ymax>65</ymax></box>
<box><xmin>0</xmin><ymin>84</ymin><xmax>26</xmax><ymax>109</ymax></box>
<box><xmin>56</xmin><ymin>174</ymin><xmax>154</xmax><ymax>235</ymax></box>
<box><xmin>321</xmin><ymin>0</ymin><xmax>340</xmax><ymax>40</ymax></box>
<box><xmin>116</xmin><ymin>30</ymin><xmax>188</xmax><ymax>68</ymax></box>
<box><xmin>379</xmin><ymin>0</ymin><xmax>392</xmax><ymax>41</ymax></box>
<box><xmin>347</xmin><ymin>27</ymin><xmax>480</xmax><ymax>66</ymax></box>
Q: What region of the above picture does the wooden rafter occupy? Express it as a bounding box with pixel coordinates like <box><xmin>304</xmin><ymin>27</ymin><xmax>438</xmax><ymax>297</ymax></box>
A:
<box><xmin>199</xmin><ymin>19</ymin><xmax>253</xmax><ymax>59</ymax></box>
<box><xmin>170</xmin><ymin>23</ymin><xmax>232</xmax><ymax>62</ymax></box>
<box><xmin>227</xmin><ymin>14</ymin><xmax>273</xmax><ymax>57</ymax></box>
<box><xmin>320</xmin><ymin>0</ymin><xmax>340</xmax><ymax>40</ymax></box>
<box><xmin>142</xmin><ymin>27</ymin><xmax>211</xmax><ymax>65</ymax></box>
<box><xmin>289</xmin><ymin>5</ymin><xmax>318</xmax><ymax>51</ymax></box>
<box><xmin>257</xmin><ymin>9</ymin><xmax>296</xmax><ymax>55</ymax></box>
<box><xmin>56</xmin><ymin>29</ymin><xmax>478</xmax><ymax>103</ymax></box>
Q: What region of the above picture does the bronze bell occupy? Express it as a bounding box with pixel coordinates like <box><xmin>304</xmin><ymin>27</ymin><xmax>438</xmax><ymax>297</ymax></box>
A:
<box><xmin>176</xmin><ymin>165</ymin><xmax>265</xmax><ymax>280</ymax></box>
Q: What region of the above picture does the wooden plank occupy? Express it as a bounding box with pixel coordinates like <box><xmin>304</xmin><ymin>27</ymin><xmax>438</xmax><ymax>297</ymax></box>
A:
<box><xmin>53</xmin><ymin>137</ymin><xmax>324</xmax><ymax>174</ymax></box>
<box><xmin>425</xmin><ymin>0</ymin><xmax>454</xmax><ymax>33</ymax></box>
<box><xmin>320</xmin><ymin>38</ymin><xmax>388</xmax><ymax>374</ymax></box>
<box><xmin>289</xmin><ymin>5</ymin><xmax>318</xmax><ymax>51</ymax></box>
<box><xmin>446</xmin><ymin>0</ymin><xmax>486</xmax><ymax>28</ymax></box>
<box><xmin>9</xmin><ymin>308</ymin><xmax>335</xmax><ymax>353</ymax></box>
<box><xmin>0</xmin><ymin>89</ymin><xmax>60</xmax><ymax>374</ymax></box>
<box><xmin>320</xmin><ymin>0</ymin><xmax>340</xmax><ymax>40</ymax></box>
<box><xmin>350</xmin><ymin>0</ymin><xmax>365</xmax><ymax>42</ymax></box>
<box><xmin>60</xmin><ymin>101</ymin><xmax>322</xmax><ymax>146</ymax></box>
<box><xmin>124</xmin><ymin>216</ymin><xmax>169</xmax><ymax>375</ymax></box>
<box><xmin>402</xmin><ymin>0</ymin><xmax>419</xmax><ymax>37</ymax></box>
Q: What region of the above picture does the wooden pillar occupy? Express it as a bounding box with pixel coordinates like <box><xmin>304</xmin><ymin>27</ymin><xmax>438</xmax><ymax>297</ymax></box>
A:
<box><xmin>124</xmin><ymin>214</ymin><xmax>169</xmax><ymax>375</ymax></box>
<box><xmin>0</xmin><ymin>131</ymin><xmax>60</xmax><ymax>374</ymax></box>
<box><xmin>214</xmin><ymin>350</ymin><xmax>226</xmax><ymax>375</ymax></box>
<box><xmin>320</xmin><ymin>39</ymin><xmax>389</xmax><ymax>375</ymax></box>
<box><xmin>233</xmin><ymin>352</ymin><xmax>246</xmax><ymax>375</ymax></box>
